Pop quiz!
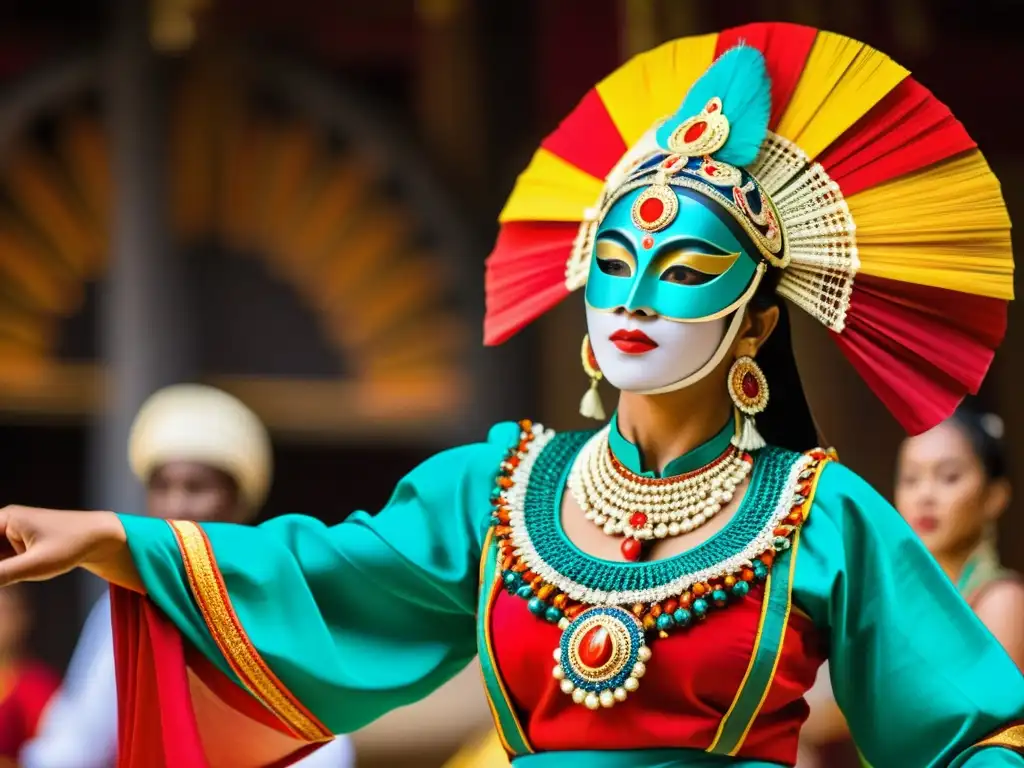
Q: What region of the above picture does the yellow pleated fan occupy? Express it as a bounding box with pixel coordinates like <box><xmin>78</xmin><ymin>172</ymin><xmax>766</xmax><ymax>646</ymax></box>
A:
<box><xmin>485</xmin><ymin>21</ymin><xmax>1012</xmax><ymax>433</ymax></box>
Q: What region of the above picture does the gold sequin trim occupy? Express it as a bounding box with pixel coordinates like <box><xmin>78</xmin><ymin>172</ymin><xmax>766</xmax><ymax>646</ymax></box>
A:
<box><xmin>976</xmin><ymin>723</ymin><xmax>1024</xmax><ymax>750</ymax></box>
<box><xmin>168</xmin><ymin>520</ymin><xmax>332</xmax><ymax>743</ymax></box>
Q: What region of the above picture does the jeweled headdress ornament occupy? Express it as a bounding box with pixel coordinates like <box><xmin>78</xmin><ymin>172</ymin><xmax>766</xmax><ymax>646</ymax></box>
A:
<box><xmin>484</xmin><ymin>22</ymin><xmax>1013</xmax><ymax>434</ymax></box>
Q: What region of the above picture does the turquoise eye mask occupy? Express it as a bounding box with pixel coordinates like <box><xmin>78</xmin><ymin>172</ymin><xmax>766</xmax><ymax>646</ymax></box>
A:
<box><xmin>585</xmin><ymin>185</ymin><xmax>763</xmax><ymax>321</ymax></box>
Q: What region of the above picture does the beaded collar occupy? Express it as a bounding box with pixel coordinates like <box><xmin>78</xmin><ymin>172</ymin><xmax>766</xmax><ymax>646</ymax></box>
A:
<box><xmin>490</xmin><ymin>421</ymin><xmax>828</xmax><ymax>710</ymax></box>
<box><xmin>503</xmin><ymin>425</ymin><xmax>809</xmax><ymax>607</ymax></box>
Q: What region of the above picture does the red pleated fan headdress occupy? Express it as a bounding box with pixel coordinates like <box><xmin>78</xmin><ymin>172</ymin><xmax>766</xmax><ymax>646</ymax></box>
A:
<box><xmin>484</xmin><ymin>22</ymin><xmax>1013</xmax><ymax>435</ymax></box>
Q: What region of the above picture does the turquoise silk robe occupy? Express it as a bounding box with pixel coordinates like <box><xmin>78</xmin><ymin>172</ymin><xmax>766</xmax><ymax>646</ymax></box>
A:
<box><xmin>112</xmin><ymin>421</ymin><xmax>1024</xmax><ymax>767</ymax></box>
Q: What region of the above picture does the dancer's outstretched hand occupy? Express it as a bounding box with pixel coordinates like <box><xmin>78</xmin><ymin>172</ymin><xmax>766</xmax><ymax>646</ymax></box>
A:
<box><xmin>0</xmin><ymin>506</ymin><xmax>140</xmax><ymax>590</ymax></box>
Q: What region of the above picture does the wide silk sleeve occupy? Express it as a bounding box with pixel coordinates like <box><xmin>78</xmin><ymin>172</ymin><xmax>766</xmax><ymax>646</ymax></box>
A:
<box><xmin>111</xmin><ymin>421</ymin><xmax>521</xmax><ymax>765</ymax></box>
<box><xmin>795</xmin><ymin>462</ymin><xmax>1024</xmax><ymax>767</ymax></box>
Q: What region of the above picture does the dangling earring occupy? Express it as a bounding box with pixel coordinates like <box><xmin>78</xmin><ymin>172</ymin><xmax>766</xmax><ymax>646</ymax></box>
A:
<box><xmin>579</xmin><ymin>334</ymin><xmax>606</xmax><ymax>421</ymax></box>
<box><xmin>728</xmin><ymin>356</ymin><xmax>768</xmax><ymax>451</ymax></box>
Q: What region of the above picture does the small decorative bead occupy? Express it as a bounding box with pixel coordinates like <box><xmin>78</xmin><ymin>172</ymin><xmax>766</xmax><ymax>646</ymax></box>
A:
<box><xmin>565</xmin><ymin>605</ymin><xmax>586</xmax><ymax>620</ymax></box>
<box><xmin>773</xmin><ymin>536</ymin><xmax>791</xmax><ymax>551</ymax></box>
<box><xmin>656</xmin><ymin>613</ymin><xmax>674</xmax><ymax>632</ymax></box>
<box><xmin>560</xmin><ymin>679</ymin><xmax>575</xmax><ymax>694</ymax></box>
<box><xmin>632</xmin><ymin>661</ymin><xmax>647</xmax><ymax>678</ymax></box>
<box><xmin>638</xmin><ymin>646</ymin><xmax>652</xmax><ymax>663</ymax></box>
<box><xmin>712</xmin><ymin>589</ymin><xmax>728</xmax><ymax>607</ymax></box>
<box><xmin>585</xmin><ymin>693</ymin><xmax>600</xmax><ymax>710</ymax></box>
<box><xmin>642</xmin><ymin>614</ymin><xmax>656</xmax><ymax>631</ymax></box>
<box><xmin>663</xmin><ymin>598</ymin><xmax>679</xmax><ymax>615</ymax></box>
<box><xmin>528</xmin><ymin>597</ymin><xmax>547</xmax><ymax>616</ymax></box>
<box><xmin>599</xmin><ymin>690</ymin><xmax>615</xmax><ymax>708</ymax></box>
<box><xmin>552</xmin><ymin>594</ymin><xmax>568</xmax><ymax>609</ymax></box>
<box><xmin>624</xmin><ymin>677</ymin><xmax>640</xmax><ymax>692</ymax></box>
<box><xmin>545</xmin><ymin>606</ymin><xmax>563</xmax><ymax>623</ymax></box>
<box><xmin>613</xmin><ymin>687</ymin><xmax>628</xmax><ymax>702</ymax></box>
<box><xmin>732</xmin><ymin>581</ymin><xmax>750</xmax><ymax>598</ymax></box>
<box><xmin>552</xmin><ymin>665</ymin><xmax>564</xmax><ymax>680</ymax></box>
<box><xmin>572</xmin><ymin>688</ymin><xmax>587</xmax><ymax>704</ymax></box>
<box><xmin>741</xmin><ymin>568</ymin><xmax>755</xmax><ymax>582</ymax></box>
<box><xmin>673</xmin><ymin>608</ymin><xmax>692</xmax><ymax>627</ymax></box>
<box><xmin>537</xmin><ymin>584</ymin><xmax>554</xmax><ymax>600</ymax></box>
<box><xmin>692</xmin><ymin>583</ymin><xmax>707</xmax><ymax>597</ymax></box>
<box><xmin>724</xmin><ymin>575</ymin><xmax>737</xmax><ymax>588</ymax></box>
<box><xmin>649</xmin><ymin>604</ymin><xmax>662</xmax><ymax>618</ymax></box>
<box><xmin>553</xmin><ymin>647</ymin><xmax>563</xmax><ymax>662</ymax></box>
<box><xmin>692</xmin><ymin>598</ymin><xmax>708</xmax><ymax>617</ymax></box>
<box><xmin>753</xmin><ymin>561</ymin><xmax>768</xmax><ymax>580</ymax></box>
<box><xmin>516</xmin><ymin>585</ymin><xmax>533</xmax><ymax>600</ymax></box>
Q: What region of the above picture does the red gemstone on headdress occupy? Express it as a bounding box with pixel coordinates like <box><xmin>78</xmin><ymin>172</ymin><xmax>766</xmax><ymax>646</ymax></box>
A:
<box><xmin>705</xmin><ymin>165</ymin><xmax>717</xmax><ymax>175</ymax></box>
<box><xmin>742</xmin><ymin>372</ymin><xmax>760</xmax><ymax>399</ymax></box>
<box><xmin>629</xmin><ymin>512</ymin><xmax>647</xmax><ymax>528</ymax></box>
<box><xmin>706</xmin><ymin>101</ymin><xmax>719</xmax><ymax>113</ymax></box>
<box><xmin>684</xmin><ymin>120</ymin><xmax>707</xmax><ymax>143</ymax></box>
<box><xmin>641</xmin><ymin>235</ymin><xmax>654</xmax><ymax>249</ymax></box>
<box><xmin>638</xmin><ymin>196</ymin><xmax>664</xmax><ymax>223</ymax></box>
<box><xmin>621</xmin><ymin>538</ymin><xmax>642</xmax><ymax>562</ymax></box>
<box><xmin>578</xmin><ymin>625</ymin><xmax>614</xmax><ymax>669</ymax></box>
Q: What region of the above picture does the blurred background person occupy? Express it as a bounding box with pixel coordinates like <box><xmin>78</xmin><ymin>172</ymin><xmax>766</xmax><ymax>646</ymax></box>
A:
<box><xmin>0</xmin><ymin>585</ymin><xmax>59</xmax><ymax>767</ymax></box>
<box><xmin>798</xmin><ymin>403</ymin><xmax>1024</xmax><ymax>766</ymax></box>
<box><xmin>897</xmin><ymin>405</ymin><xmax>1024</xmax><ymax>646</ymax></box>
<box><xmin>21</xmin><ymin>384</ymin><xmax>354</xmax><ymax>768</ymax></box>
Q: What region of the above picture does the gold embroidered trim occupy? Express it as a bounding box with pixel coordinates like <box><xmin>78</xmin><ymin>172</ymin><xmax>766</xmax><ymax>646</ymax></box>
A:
<box><xmin>168</xmin><ymin>520</ymin><xmax>332</xmax><ymax>743</ymax></box>
<box><xmin>976</xmin><ymin>722</ymin><xmax>1024</xmax><ymax>750</ymax></box>
<box><xmin>478</xmin><ymin>528</ymin><xmax>534</xmax><ymax>755</ymax></box>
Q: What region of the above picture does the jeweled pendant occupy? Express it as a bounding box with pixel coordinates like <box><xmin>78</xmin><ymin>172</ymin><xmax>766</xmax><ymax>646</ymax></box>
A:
<box><xmin>552</xmin><ymin>606</ymin><xmax>649</xmax><ymax>709</ymax></box>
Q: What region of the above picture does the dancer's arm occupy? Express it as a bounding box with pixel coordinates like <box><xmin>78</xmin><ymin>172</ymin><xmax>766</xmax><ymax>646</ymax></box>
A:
<box><xmin>797</xmin><ymin>462</ymin><xmax>1024</xmax><ymax>767</ymax></box>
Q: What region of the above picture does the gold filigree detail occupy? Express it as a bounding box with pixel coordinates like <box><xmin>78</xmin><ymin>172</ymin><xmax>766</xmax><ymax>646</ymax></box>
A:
<box><xmin>566</xmin><ymin>613</ymin><xmax>634</xmax><ymax>682</ymax></box>
<box><xmin>168</xmin><ymin>520</ymin><xmax>333</xmax><ymax>743</ymax></box>
<box><xmin>668</xmin><ymin>97</ymin><xmax>729</xmax><ymax>157</ymax></box>
<box><xmin>630</xmin><ymin>184</ymin><xmax>679</xmax><ymax>232</ymax></box>
<box><xmin>694</xmin><ymin>157</ymin><xmax>743</xmax><ymax>187</ymax></box>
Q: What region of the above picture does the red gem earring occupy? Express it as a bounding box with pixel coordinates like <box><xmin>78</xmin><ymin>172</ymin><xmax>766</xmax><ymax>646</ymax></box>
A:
<box><xmin>580</xmin><ymin>335</ymin><xmax>606</xmax><ymax>421</ymax></box>
<box><xmin>728</xmin><ymin>356</ymin><xmax>768</xmax><ymax>451</ymax></box>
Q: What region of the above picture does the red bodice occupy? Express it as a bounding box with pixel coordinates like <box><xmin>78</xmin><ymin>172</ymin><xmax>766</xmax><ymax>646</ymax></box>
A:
<box><xmin>489</xmin><ymin>586</ymin><xmax>825</xmax><ymax>764</ymax></box>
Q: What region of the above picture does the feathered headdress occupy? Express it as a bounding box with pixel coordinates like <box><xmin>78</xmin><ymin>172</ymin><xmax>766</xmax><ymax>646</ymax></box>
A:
<box><xmin>484</xmin><ymin>22</ymin><xmax>1012</xmax><ymax>435</ymax></box>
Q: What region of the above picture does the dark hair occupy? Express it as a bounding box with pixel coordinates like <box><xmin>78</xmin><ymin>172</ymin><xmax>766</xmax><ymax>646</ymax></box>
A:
<box><xmin>747</xmin><ymin>268</ymin><xmax>820</xmax><ymax>453</ymax></box>
<box><xmin>947</xmin><ymin>401</ymin><xmax>1008</xmax><ymax>480</ymax></box>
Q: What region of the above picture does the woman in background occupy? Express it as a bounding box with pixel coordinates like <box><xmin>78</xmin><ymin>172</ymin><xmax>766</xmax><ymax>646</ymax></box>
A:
<box><xmin>897</xmin><ymin>405</ymin><xmax>1024</xmax><ymax>658</ymax></box>
<box><xmin>0</xmin><ymin>585</ymin><xmax>59</xmax><ymax>767</ymax></box>
<box><xmin>799</xmin><ymin>404</ymin><xmax>1024</xmax><ymax>765</ymax></box>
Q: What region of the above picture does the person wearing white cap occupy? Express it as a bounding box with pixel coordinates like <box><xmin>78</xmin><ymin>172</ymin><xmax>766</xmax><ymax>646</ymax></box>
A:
<box><xmin>21</xmin><ymin>384</ymin><xmax>354</xmax><ymax>768</ymax></box>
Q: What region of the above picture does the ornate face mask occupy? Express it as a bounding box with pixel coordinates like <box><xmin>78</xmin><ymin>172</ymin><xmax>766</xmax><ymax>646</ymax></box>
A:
<box><xmin>582</xmin><ymin>123</ymin><xmax>784</xmax><ymax>393</ymax></box>
<box><xmin>585</xmin><ymin>186</ymin><xmax>762</xmax><ymax>322</ymax></box>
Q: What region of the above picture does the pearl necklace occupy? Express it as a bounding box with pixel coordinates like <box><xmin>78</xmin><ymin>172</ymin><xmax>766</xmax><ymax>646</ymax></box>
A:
<box><xmin>567</xmin><ymin>426</ymin><xmax>753</xmax><ymax>561</ymax></box>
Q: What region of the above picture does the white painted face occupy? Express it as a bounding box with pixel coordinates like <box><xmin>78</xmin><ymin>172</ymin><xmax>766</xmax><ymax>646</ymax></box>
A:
<box><xmin>586</xmin><ymin>305</ymin><xmax>727</xmax><ymax>393</ymax></box>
